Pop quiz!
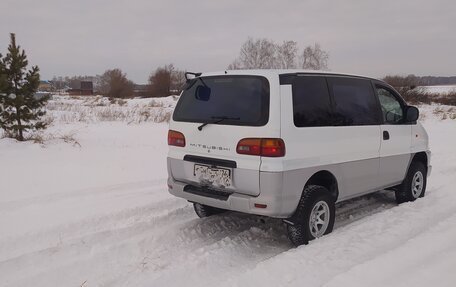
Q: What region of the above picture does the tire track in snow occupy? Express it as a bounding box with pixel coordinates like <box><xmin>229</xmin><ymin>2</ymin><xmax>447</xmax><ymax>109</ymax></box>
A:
<box><xmin>0</xmin><ymin>195</ymin><xmax>188</xmax><ymax>262</ymax></box>
<box><xmin>0</xmin><ymin>178</ymin><xmax>167</xmax><ymax>212</ymax></box>
<box><xmin>335</xmin><ymin>190</ymin><xmax>396</xmax><ymax>228</ymax></box>
<box><xmin>120</xmin><ymin>191</ymin><xmax>399</xmax><ymax>286</ymax></box>
<box><xmin>0</xmin><ymin>203</ymin><xmax>194</xmax><ymax>285</ymax></box>
<box><xmin>221</xmin><ymin>184</ymin><xmax>456</xmax><ymax>287</ymax></box>
<box><xmin>0</xmin><ymin>179</ymin><xmax>174</xmax><ymax>261</ymax></box>
<box><xmin>3</xmin><ymin>136</ymin><xmax>454</xmax><ymax>287</ymax></box>
<box><xmin>2</xmin><ymin>181</ymin><xmax>284</xmax><ymax>285</ymax></box>
<box><xmin>0</xmin><ymin>186</ymin><xmax>404</xmax><ymax>287</ymax></box>
<box><xmin>2</xmin><ymin>210</ymin><xmax>280</xmax><ymax>286</ymax></box>
<box><xmin>323</xmin><ymin>212</ymin><xmax>456</xmax><ymax>287</ymax></box>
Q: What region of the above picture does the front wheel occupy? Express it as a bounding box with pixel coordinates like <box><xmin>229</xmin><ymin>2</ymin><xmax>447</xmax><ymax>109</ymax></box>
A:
<box><xmin>395</xmin><ymin>161</ymin><xmax>427</xmax><ymax>204</ymax></box>
<box><xmin>287</xmin><ymin>185</ymin><xmax>336</xmax><ymax>246</ymax></box>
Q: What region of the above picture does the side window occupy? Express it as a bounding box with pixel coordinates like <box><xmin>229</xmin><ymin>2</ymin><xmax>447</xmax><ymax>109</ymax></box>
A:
<box><xmin>327</xmin><ymin>77</ymin><xmax>380</xmax><ymax>126</ymax></box>
<box><xmin>292</xmin><ymin>76</ymin><xmax>332</xmax><ymax>127</ymax></box>
<box><xmin>375</xmin><ymin>87</ymin><xmax>404</xmax><ymax>124</ymax></box>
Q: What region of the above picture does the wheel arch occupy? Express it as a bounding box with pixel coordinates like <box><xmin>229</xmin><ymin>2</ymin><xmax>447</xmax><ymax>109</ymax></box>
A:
<box><xmin>304</xmin><ymin>170</ymin><xmax>339</xmax><ymax>201</ymax></box>
<box><xmin>404</xmin><ymin>152</ymin><xmax>428</xmax><ymax>178</ymax></box>
<box><xmin>411</xmin><ymin>151</ymin><xmax>428</xmax><ymax>169</ymax></box>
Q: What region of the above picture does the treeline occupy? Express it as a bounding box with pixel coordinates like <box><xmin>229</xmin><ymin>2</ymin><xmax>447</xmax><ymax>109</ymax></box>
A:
<box><xmin>383</xmin><ymin>74</ymin><xmax>456</xmax><ymax>106</ymax></box>
<box><xmin>383</xmin><ymin>74</ymin><xmax>456</xmax><ymax>88</ymax></box>
<box><xmin>50</xmin><ymin>37</ymin><xmax>330</xmax><ymax>99</ymax></box>
<box><xmin>416</xmin><ymin>76</ymin><xmax>456</xmax><ymax>86</ymax></box>
<box><xmin>51</xmin><ymin>65</ymin><xmax>186</xmax><ymax>99</ymax></box>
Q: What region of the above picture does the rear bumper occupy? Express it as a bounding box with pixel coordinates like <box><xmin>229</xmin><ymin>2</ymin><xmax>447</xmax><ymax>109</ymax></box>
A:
<box><xmin>167</xmin><ymin>157</ymin><xmax>291</xmax><ymax>218</ymax></box>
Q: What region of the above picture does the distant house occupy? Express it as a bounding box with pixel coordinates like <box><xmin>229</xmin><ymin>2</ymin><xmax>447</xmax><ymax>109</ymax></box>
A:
<box><xmin>67</xmin><ymin>81</ymin><xmax>93</xmax><ymax>95</ymax></box>
<box><xmin>133</xmin><ymin>84</ymin><xmax>151</xmax><ymax>98</ymax></box>
<box><xmin>38</xmin><ymin>80</ymin><xmax>53</xmax><ymax>92</ymax></box>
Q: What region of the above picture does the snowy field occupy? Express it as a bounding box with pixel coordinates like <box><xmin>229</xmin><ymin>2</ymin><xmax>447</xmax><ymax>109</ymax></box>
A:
<box><xmin>416</xmin><ymin>85</ymin><xmax>456</xmax><ymax>96</ymax></box>
<box><xmin>1</xmin><ymin>96</ymin><xmax>456</xmax><ymax>286</ymax></box>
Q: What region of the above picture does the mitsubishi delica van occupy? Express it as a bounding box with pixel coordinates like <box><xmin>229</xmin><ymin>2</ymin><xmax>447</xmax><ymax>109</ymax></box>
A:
<box><xmin>167</xmin><ymin>70</ymin><xmax>431</xmax><ymax>246</ymax></box>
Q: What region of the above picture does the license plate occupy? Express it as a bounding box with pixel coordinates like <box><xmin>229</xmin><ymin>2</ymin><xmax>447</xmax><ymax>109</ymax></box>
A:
<box><xmin>194</xmin><ymin>164</ymin><xmax>232</xmax><ymax>188</ymax></box>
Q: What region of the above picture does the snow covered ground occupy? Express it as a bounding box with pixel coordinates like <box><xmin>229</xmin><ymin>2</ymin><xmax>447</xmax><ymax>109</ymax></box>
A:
<box><xmin>416</xmin><ymin>85</ymin><xmax>456</xmax><ymax>96</ymax></box>
<box><xmin>0</xmin><ymin>97</ymin><xmax>455</xmax><ymax>286</ymax></box>
<box><xmin>45</xmin><ymin>95</ymin><xmax>177</xmax><ymax>124</ymax></box>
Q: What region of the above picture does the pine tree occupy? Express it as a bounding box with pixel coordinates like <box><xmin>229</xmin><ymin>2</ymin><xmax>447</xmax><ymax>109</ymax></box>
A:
<box><xmin>0</xmin><ymin>33</ymin><xmax>49</xmax><ymax>141</ymax></box>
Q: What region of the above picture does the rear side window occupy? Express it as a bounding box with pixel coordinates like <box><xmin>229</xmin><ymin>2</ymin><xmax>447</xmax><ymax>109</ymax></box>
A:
<box><xmin>292</xmin><ymin>76</ymin><xmax>332</xmax><ymax>127</ymax></box>
<box><xmin>327</xmin><ymin>77</ymin><xmax>380</xmax><ymax>125</ymax></box>
<box><xmin>173</xmin><ymin>76</ymin><xmax>269</xmax><ymax>126</ymax></box>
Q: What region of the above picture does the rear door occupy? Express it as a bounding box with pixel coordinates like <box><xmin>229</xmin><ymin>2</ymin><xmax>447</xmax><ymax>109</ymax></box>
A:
<box><xmin>374</xmin><ymin>84</ymin><xmax>412</xmax><ymax>186</ymax></box>
<box><xmin>168</xmin><ymin>74</ymin><xmax>279</xmax><ymax>196</ymax></box>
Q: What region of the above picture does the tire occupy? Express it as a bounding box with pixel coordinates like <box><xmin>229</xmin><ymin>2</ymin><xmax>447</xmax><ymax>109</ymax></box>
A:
<box><xmin>395</xmin><ymin>161</ymin><xmax>427</xmax><ymax>204</ymax></box>
<box><xmin>287</xmin><ymin>185</ymin><xmax>336</xmax><ymax>246</ymax></box>
<box><xmin>193</xmin><ymin>203</ymin><xmax>226</xmax><ymax>218</ymax></box>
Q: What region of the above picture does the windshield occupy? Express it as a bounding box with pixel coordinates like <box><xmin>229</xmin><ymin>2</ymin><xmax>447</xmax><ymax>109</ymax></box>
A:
<box><xmin>173</xmin><ymin>75</ymin><xmax>270</xmax><ymax>126</ymax></box>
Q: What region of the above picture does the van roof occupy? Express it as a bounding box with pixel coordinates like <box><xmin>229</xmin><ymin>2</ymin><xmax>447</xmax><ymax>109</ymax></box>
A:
<box><xmin>200</xmin><ymin>69</ymin><xmax>380</xmax><ymax>82</ymax></box>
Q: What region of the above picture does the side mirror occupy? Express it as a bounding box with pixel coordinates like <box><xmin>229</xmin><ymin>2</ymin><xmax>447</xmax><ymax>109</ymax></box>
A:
<box><xmin>405</xmin><ymin>106</ymin><xmax>419</xmax><ymax>122</ymax></box>
<box><xmin>195</xmin><ymin>85</ymin><xmax>211</xmax><ymax>101</ymax></box>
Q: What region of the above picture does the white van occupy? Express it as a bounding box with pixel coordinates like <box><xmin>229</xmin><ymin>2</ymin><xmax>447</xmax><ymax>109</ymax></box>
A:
<box><xmin>167</xmin><ymin>70</ymin><xmax>431</xmax><ymax>246</ymax></box>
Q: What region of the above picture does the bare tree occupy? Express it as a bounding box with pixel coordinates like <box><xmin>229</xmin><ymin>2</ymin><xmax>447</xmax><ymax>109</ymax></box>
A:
<box><xmin>170</xmin><ymin>69</ymin><xmax>186</xmax><ymax>93</ymax></box>
<box><xmin>229</xmin><ymin>38</ymin><xmax>277</xmax><ymax>69</ymax></box>
<box><xmin>148</xmin><ymin>64</ymin><xmax>185</xmax><ymax>97</ymax></box>
<box><xmin>301</xmin><ymin>43</ymin><xmax>329</xmax><ymax>70</ymax></box>
<box><xmin>98</xmin><ymin>69</ymin><xmax>134</xmax><ymax>98</ymax></box>
<box><xmin>277</xmin><ymin>40</ymin><xmax>298</xmax><ymax>69</ymax></box>
<box><xmin>148</xmin><ymin>65</ymin><xmax>172</xmax><ymax>98</ymax></box>
<box><xmin>227</xmin><ymin>59</ymin><xmax>242</xmax><ymax>70</ymax></box>
<box><xmin>229</xmin><ymin>38</ymin><xmax>329</xmax><ymax>70</ymax></box>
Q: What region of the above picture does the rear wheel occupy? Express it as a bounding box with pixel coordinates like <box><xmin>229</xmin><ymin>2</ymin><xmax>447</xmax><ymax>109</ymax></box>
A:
<box><xmin>193</xmin><ymin>203</ymin><xmax>226</xmax><ymax>218</ymax></box>
<box><xmin>287</xmin><ymin>185</ymin><xmax>335</xmax><ymax>246</ymax></box>
<box><xmin>395</xmin><ymin>161</ymin><xmax>427</xmax><ymax>204</ymax></box>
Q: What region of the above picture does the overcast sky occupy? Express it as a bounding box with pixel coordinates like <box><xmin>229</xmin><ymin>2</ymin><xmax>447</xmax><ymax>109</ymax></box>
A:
<box><xmin>1</xmin><ymin>0</ymin><xmax>455</xmax><ymax>83</ymax></box>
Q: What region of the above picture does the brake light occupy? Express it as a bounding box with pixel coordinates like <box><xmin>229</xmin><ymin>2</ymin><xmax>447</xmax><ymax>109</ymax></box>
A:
<box><xmin>168</xmin><ymin>130</ymin><xmax>186</xmax><ymax>147</ymax></box>
<box><xmin>236</xmin><ymin>138</ymin><xmax>285</xmax><ymax>157</ymax></box>
<box><xmin>236</xmin><ymin>138</ymin><xmax>262</xmax><ymax>155</ymax></box>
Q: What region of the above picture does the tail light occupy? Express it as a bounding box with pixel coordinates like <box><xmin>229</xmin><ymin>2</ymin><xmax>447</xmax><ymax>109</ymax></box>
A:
<box><xmin>236</xmin><ymin>138</ymin><xmax>285</xmax><ymax>157</ymax></box>
<box><xmin>168</xmin><ymin>130</ymin><xmax>185</xmax><ymax>147</ymax></box>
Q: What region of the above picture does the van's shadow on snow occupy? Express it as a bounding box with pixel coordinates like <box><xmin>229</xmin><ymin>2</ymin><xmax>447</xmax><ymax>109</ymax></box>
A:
<box><xmin>187</xmin><ymin>190</ymin><xmax>397</xmax><ymax>250</ymax></box>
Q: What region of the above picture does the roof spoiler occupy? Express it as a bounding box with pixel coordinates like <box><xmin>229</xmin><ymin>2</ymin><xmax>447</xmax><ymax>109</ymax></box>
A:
<box><xmin>185</xmin><ymin>72</ymin><xmax>202</xmax><ymax>83</ymax></box>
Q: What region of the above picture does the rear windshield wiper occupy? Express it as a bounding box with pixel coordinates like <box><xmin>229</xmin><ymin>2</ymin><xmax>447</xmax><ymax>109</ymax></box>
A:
<box><xmin>197</xmin><ymin>116</ymin><xmax>240</xmax><ymax>131</ymax></box>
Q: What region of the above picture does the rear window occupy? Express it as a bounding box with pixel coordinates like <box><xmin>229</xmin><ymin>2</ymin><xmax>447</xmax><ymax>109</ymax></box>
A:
<box><xmin>173</xmin><ymin>75</ymin><xmax>270</xmax><ymax>126</ymax></box>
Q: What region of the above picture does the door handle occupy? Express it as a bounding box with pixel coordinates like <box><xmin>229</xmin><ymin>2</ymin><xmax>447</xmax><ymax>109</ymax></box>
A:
<box><xmin>383</xmin><ymin>131</ymin><xmax>390</xmax><ymax>140</ymax></box>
